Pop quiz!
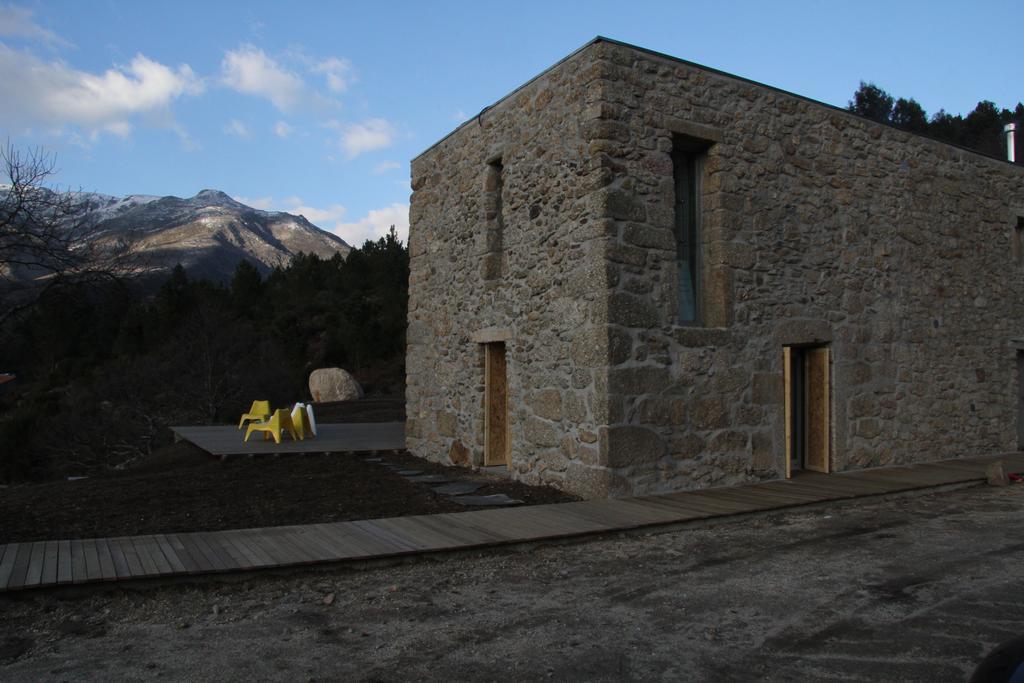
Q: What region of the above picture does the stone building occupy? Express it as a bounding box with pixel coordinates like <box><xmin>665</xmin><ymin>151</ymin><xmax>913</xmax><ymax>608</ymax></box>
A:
<box><xmin>405</xmin><ymin>37</ymin><xmax>1024</xmax><ymax>499</ymax></box>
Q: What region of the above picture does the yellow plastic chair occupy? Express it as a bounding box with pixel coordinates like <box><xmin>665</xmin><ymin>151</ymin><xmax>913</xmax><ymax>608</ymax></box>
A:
<box><xmin>290</xmin><ymin>403</ymin><xmax>312</xmax><ymax>440</ymax></box>
<box><xmin>244</xmin><ymin>409</ymin><xmax>298</xmax><ymax>444</ymax></box>
<box><xmin>238</xmin><ymin>400</ymin><xmax>271</xmax><ymax>429</ymax></box>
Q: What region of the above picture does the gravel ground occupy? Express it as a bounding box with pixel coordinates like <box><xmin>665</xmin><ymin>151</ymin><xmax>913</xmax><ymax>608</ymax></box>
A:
<box><xmin>3</xmin><ymin>483</ymin><xmax>1024</xmax><ymax>681</ymax></box>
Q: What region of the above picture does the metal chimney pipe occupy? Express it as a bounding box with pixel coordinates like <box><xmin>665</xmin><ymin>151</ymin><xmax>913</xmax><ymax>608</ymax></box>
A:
<box><xmin>1006</xmin><ymin>123</ymin><xmax>1017</xmax><ymax>163</ymax></box>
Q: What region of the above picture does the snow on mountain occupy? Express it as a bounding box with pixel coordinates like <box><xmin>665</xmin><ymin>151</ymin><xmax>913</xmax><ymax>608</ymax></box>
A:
<box><xmin>64</xmin><ymin>188</ymin><xmax>351</xmax><ymax>283</ymax></box>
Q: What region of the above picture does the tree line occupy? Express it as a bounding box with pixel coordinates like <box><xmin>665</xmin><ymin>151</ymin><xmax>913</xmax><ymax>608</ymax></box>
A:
<box><xmin>0</xmin><ymin>233</ymin><xmax>409</xmax><ymax>482</ymax></box>
<box><xmin>847</xmin><ymin>81</ymin><xmax>1023</xmax><ymax>161</ymax></box>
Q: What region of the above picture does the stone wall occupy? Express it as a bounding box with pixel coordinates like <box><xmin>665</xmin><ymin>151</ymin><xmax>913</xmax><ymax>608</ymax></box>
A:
<box><xmin>408</xmin><ymin>38</ymin><xmax>1024</xmax><ymax>499</ymax></box>
<box><xmin>590</xmin><ymin>39</ymin><xmax>1024</xmax><ymax>495</ymax></box>
<box><xmin>406</xmin><ymin>47</ymin><xmax>617</xmax><ymax>497</ymax></box>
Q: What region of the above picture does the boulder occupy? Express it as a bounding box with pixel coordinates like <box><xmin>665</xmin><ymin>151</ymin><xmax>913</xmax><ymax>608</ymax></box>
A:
<box><xmin>308</xmin><ymin>368</ymin><xmax>364</xmax><ymax>402</ymax></box>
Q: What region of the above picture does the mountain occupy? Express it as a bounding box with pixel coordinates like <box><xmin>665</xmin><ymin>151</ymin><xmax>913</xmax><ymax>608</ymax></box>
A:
<box><xmin>69</xmin><ymin>188</ymin><xmax>350</xmax><ymax>283</ymax></box>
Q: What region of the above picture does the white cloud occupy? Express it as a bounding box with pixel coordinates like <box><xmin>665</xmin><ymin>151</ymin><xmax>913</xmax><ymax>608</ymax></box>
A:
<box><xmin>452</xmin><ymin>109</ymin><xmax>468</xmax><ymax>123</ymax></box>
<box><xmin>312</xmin><ymin>56</ymin><xmax>353</xmax><ymax>93</ymax></box>
<box><xmin>221</xmin><ymin>44</ymin><xmax>307</xmax><ymax>113</ymax></box>
<box><xmin>233</xmin><ymin>195</ymin><xmax>274</xmax><ymax>210</ymax></box>
<box><xmin>373</xmin><ymin>160</ymin><xmax>400</xmax><ymax>174</ymax></box>
<box><xmin>224</xmin><ymin>118</ymin><xmax>250</xmax><ymax>138</ymax></box>
<box><xmin>0</xmin><ymin>3</ymin><xmax>71</xmax><ymax>47</ymax></box>
<box><xmin>337</xmin><ymin>118</ymin><xmax>396</xmax><ymax>158</ymax></box>
<box><xmin>274</xmin><ymin>120</ymin><xmax>293</xmax><ymax>138</ymax></box>
<box><xmin>0</xmin><ymin>44</ymin><xmax>203</xmax><ymax>138</ymax></box>
<box><xmin>227</xmin><ymin>194</ymin><xmax>407</xmax><ymax>247</ymax></box>
<box><xmin>335</xmin><ymin>203</ymin><xmax>408</xmax><ymax>245</ymax></box>
<box><xmin>282</xmin><ymin>196</ymin><xmax>348</xmax><ymax>226</ymax></box>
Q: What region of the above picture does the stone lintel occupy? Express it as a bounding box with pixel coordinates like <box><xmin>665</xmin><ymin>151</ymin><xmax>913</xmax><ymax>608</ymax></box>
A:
<box><xmin>471</xmin><ymin>327</ymin><xmax>513</xmax><ymax>344</ymax></box>
<box><xmin>672</xmin><ymin>326</ymin><xmax>732</xmax><ymax>348</ymax></box>
<box><xmin>659</xmin><ymin>116</ymin><xmax>724</xmax><ymax>143</ymax></box>
<box><xmin>773</xmin><ymin>319</ymin><xmax>832</xmax><ymax>346</ymax></box>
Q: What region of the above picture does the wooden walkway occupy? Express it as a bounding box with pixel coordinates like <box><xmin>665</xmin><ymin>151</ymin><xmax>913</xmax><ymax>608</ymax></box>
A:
<box><xmin>171</xmin><ymin>422</ymin><xmax>405</xmax><ymax>456</ymax></box>
<box><xmin>2</xmin><ymin>453</ymin><xmax>1022</xmax><ymax>592</ymax></box>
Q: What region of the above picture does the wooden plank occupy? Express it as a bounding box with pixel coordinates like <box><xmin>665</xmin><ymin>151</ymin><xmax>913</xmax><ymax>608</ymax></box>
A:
<box><xmin>678</xmin><ymin>489</ymin><xmax>775</xmax><ymax>514</ymax></box>
<box><xmin>154</xmin><ymin>535</ymin><xmax>188</xmax><ymax>574</ymax></box>
<box><xmin>281</xmin><ymin>527</ymin><xmax>342</xmax><ymax>561</ymax></box>
<box><xmin>610</xmin><ymin>497</ymin><xmax>712</xmax><ymax>523</ymax></box>
<box><xmin>806</xmin><ymin>346</ymin><xmax>830</xmax><ymax>473</ymax></box>
<box><xmin>40</xmin><ymin>540</ymin><xmax>59</xmax><ymax>586</ymax></box>
<box><xmin>278</xmin><ymin>527</ymin><xmax>341</xmax><ymax>561</ymax></box>
<box><xmin>752</xmin><ymin>481</ymin><xmax>840</xmax><ymax>502</ymax></box>
<box><xmin>0</xmin><ymin>544</ymin><xmax>17</xmax><ymax>589</ymax></box>
<box><xmin>783</xmin><ymin>346</ymin><xmax>793</xmax><ymax>479</ymax></box>
<box><xmin>22</xmin><ymin>541</ymin><xmax>47</xmax><ymax>588</ymax></box>
<box><xmin>229</xmin><ymin>530</ymin><xmax>281</xmax><ymax>567</ymax></box>
<box><xmin>56</xmin><ymin>540</ymin><xmax>73</xmax><ymax>585</ymax></box>
<box><xmin>296</xmin><ymin>524</ymin><xmax>362</xmax><ymax>558</ymax></box>
<box><xmin>105</xmin><ymin>539</ymin><xmax>133</xmax><ymax>579</ymax></box>
<box><xmin>131</xmin><ymin>536</ymin><xmax>158</xmax><ymax>576</ymax></box>
<box><xmin>165</xmin><ymin>534</ymin><xmax>204</xmax><ymax>574</ymax></box>
<box><xmin>211</xmin><ymin>533</ymin><xmax>254</xmax><ymax>570</ymax></box>
<box><xmin>398</xmin><ymin>513</ymin><xmax>501</xmax><ymax>547</ymax></box>
<box><xmin>202</xmin><ymin>533</ymin><xmax>250</xmax><ymax>569</ymax></box>
<box><xmin>350</xmin><ymin>520</ymin><xmax>428</xmax><ymax>553</ymax></box>
<box><xmin>94</xmin><ymin>539</ymin><xmax>118</xmax><ymax>581</ymax></box>
<box><xmin>216</xmin><ymin>532</ymin><xmax>263</xmax><ymax>569</ymax></box>
<box><xmin>731</xmin><ymin>483</ymin><xmax>827</xmax><ymax>506</ymax></box>
<box><xmin>375</xmin><ymin>516</ymin><xmax>470</xmax><ymax>549</ymax></box>
<box><xmin>82</xmin><ymin>539</ymin><xmax>103</xmax><ymax>582</ymax></box>
<box><xmin>871</xmin><ymin>467</ymin><xmax>971</xmax><ymax>485</ymax></box>
<box><xmin>484</xmin><ymin>342</ymin><xmax>509</xmax><ymax>466</ymax></box>
<box><xmin>469</xmin><ymin>506</ymin><xmax>606</xmax><ymax>538</ymax></box>
<box><xmin>635</xmin><ymin>493</ymin><xmax>738</xmax><ymax>517</ymax></box>
<box><xmin>706</xmin><ymin>487</ymin><xmax>808</xmax><ymax>511</ymax></box>
<box><xmin>260</xmin><ymin>529</ymin><xmax>323</xmax><ymax>564</ymax></box>
<box><xmin>236</xmin><ymin>530</ymin><xmax>293</xmax><ymax>566</ymax></box>
<box><xmin>639</xmin><ymin>491</ymin><xmax>755</xmax><ymax>516</ymax></box>
<box><xmin>362</xmin><ymin>517</ymin><xmax>444</xmax><ymax>552</ymax></box>
<box><xmin>559</xmin><ymin>499</ymin><xmax>692</xmax><ymax>529</ymax></box>
<box><xmin>180</xmin><ymin>533</ymin><xmax>221</xmax><ymax>572</ymax></box>
<box><xmin>328</xmin><ymin>522</ymin><xmax>418</xmax><ymax>557</ymax></box>
<box><xmin>70</xmin><ymin>539</ymin><xmax>88</xmax><ymax>584</ymax></box>
<box><xmin>794</xmin><ymin>471</ymin><xmax>897</xmax><ymax>494</ymax></box>
<box><xmin>370</xmin><ymin>517</ymin><xmax>466</xmax><ymax>551</ymax></box>
<box><xmin>116</xmin><ymin>536</ymin><xmax>146</xmax><ymax>577</ymax></box>
<box><xmin>4</xmin><ymin>544</ymin><xmax>31</xmax><ymax>590</ymax></box>
<box><xmin>191</xmin><ymin>533</ymin><xmax>235</xmax><ymax>572</ymax></box>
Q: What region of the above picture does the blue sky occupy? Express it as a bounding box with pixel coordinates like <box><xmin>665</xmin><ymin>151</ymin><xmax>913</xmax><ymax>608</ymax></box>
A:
<box><xmin>1</xmin><ymin>0</ymin><xmax>1020</xmax><ymax>246</ymax></box>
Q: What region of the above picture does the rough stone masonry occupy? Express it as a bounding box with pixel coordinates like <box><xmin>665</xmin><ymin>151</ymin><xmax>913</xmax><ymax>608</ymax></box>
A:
<box><xmin>406</xmin><ymin>37</ymin><xmax>1024</xmax><ymax>499</ymax></box>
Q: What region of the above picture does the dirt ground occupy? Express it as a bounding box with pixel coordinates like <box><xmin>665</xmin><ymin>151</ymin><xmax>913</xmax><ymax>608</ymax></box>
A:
<box><xmin>0</xmin><ymin>445</ymin><xmax>574</xmax><ymax>542</ymax></box>
<box><xmin>3</xmin><ymin>483</ymin><xmax>1024</xmax><ymax>681</ymax></box>
<box><xmin>0</xmin><ymin>399</ymin><xmax>575</xmax><ymax>542</ymax></box>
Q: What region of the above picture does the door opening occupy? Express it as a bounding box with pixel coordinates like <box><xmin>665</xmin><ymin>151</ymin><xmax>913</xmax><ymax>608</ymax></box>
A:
<box><xmin>1017</xmin><ymin>351</ymin><xmax>1024</xmax><ymax>450</ymax></box>
<box><xmin>484</xmin><ymin>342</ymin><xmax>509</xmax><ymax>467</ymax></box>
<box><xmin>784</xmin><ymin>345</ymin><xmax>830</xmax><ymax>477</ymax></box>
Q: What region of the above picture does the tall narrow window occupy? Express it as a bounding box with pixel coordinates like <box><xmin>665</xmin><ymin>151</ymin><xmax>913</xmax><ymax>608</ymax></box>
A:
<box><xmin>482</xmin><ymin>158</ymin><xmax>504</xmax><ymax>281</ymax></box>
<box><xmin>672</xmin><ymin>137</ymin><xmax>706</xmax><ymax>323</ymax></box>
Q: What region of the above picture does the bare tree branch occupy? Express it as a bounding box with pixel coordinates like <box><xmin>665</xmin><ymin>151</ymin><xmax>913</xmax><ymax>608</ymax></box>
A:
<box><xmin>0</xmin><ymin>141</ymin><xmax>141</xmax><ymax>326</ymax></box>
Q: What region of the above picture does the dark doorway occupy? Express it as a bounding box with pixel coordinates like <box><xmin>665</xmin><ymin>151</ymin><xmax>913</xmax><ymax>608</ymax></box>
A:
<box><xmin>784</xmin><ymin>345</ymin><xmax>831</xmax><ymax>476</ymax></box>
<box><xmin>484</xmin><ymin>342</ymin><xmax>509</xmax><ymax>467</ymax></box>
<box><xmin>1017</xmin><ymin>351</ymin><xmax>1024</xmax><ymax>450</ymax></box>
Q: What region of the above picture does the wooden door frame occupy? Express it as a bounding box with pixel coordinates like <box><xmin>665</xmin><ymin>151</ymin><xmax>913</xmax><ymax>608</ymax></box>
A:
<box><xmin>783</xmin><ymin>344</ymin><xmax>831</xmax><ymax>477</ymax></box>
<box><xmin>483</xmin><ymin>342</ymin><xmax>510</xmax><ymax>467</ymax></box>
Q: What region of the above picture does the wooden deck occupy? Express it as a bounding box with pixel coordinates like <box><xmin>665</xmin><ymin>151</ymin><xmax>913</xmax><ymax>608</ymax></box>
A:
<box><xmin>171</xmin><ymin>422</ymin><xmax>406</xmax><ymax>456</ymax></box>
<box><xmin>2</xmin><ymin>453</ymin><xmax>1022</xmax><ymax>592</ymax></box>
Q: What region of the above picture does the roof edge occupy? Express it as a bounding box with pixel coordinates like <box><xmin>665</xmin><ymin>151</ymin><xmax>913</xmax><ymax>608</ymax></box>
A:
<box><xmin>412</xmin><ymin>37</ymin><xmax>603</xmax><ymax>163</ymax></box>
<box><xmin>413</xmin><ymin>36</ymin><xmax>1023</xmax><ymax>170</ymax></box>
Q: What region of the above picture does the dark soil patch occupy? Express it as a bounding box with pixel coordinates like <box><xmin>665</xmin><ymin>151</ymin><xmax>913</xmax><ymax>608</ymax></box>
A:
<box><xmin>0</xmin><ymin>400</ymin><xmax>577</xmax><ymax>542</ymax></box>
